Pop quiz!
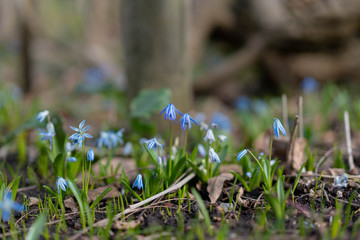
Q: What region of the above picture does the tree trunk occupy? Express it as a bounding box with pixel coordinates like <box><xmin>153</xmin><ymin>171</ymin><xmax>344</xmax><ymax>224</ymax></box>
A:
<box><xmin>122</xmin><ymin>0</ymin><xmax>192</xmax><ymax>110</ymax></box>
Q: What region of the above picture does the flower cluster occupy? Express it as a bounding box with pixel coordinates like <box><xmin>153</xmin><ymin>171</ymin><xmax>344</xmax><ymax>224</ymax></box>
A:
<box><xmin>97</xmin><ymin>129</ymin><xmax>124</xmax><ymax>150</ymax></box>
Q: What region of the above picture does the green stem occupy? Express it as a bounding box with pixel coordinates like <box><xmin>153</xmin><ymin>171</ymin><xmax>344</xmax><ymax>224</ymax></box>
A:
<box><xmin>183</xmin><ymin>129</ymin><xmax>188</xmax><ymax>155</ymax></box>
<box><xmin>168</xmin><ymin>122</ymin><xmax>173</xmax><ymax>179</ymax></box>
<box><xmin>248</xmin><ymin>150</ymin><xmax>265</xmax><ymax>175</ymax></box>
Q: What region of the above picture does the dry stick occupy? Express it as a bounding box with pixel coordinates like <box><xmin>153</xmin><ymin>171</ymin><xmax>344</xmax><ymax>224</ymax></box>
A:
<box><xmin>287</xmin><ymin>116</ymin><xmax>299</xmax><ymax>171</ymax></box>
<box><xmin>344</xmin><ymin>111</ymin><xmax>357</xmax><ymax>174</ymax></box>
<box><xmin>298</xmin><ymin>96</ymin><xmax>304</xmax><ymax>138</ymax></box>
<box><xmin>69</xmin><ymin>170</ymin><xmax>197</xmax><ymax>240</ymax></box>
<box><xmin>282</xmin><ymin>94</ymin><xmax>289</xmax><ymax>133</ymax></box>
<box><xmin>315</xmin><ymin>147</ymin><xmax>336</xmax><ymax>174</ymax></box>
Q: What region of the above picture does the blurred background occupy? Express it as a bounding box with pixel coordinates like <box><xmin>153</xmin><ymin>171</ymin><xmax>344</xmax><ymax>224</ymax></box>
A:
<box><xmin>1</xmin><ymin>0</ymin><xmax>360</xmax><ymax>144</ymax></box>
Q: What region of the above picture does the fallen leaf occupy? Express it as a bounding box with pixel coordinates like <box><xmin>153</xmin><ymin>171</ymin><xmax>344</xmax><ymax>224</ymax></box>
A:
<box><xmin>207</xmin><ymin>173</ymin><xmax>233</xmax><ymax>204</ymax></box>
<box><xmin>87</xmin><ymin>184</ymin><xmax>120</xmax><ymax>203</ymax></box>
<box><xmin>291</xmin><ymin>138</ymin><xmax>307</xmax><ymax>172</ymax></box>
<box><xmin>112</xmin><ymin>220</ymin><xmax>140</xmax><ymax>230</ymax></box>
<box><xmin>64</xmin><ymin>197</ymin><xmax>78</xmax><ymax>211</ymax></box>
<box><xmin>219</xmin><ymin>164</ymin><xmax>242</xmax><ymax>175</ymax></box>
<box><xmin>28</xmin><ymin>197</ymin><xmax>39</xmax><ymax>207</ymax></box>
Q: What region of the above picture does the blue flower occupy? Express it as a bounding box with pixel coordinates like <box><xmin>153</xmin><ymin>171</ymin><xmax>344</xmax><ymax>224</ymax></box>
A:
<box><xmin>97</xmin><ymin>129</ymin><xmax>124</xmax><ymax>150</ymax></box>
<box><xmin>69</xmin><ymin>120</ymin><xmax>93</xmax><ymax>149</ymax></box>
<box><xmin>198</xmin><ymin>144</ymin><xmax>206</xmax><ymax>158</ymax></box>
<box><xmin>66</xmin><ymin>157</ymin><xmax>77</xmax><ymax>162</ymax></box>
<box><xmin>234</xmin><ymin>96</ymin><xmax>251</xmax><ymax>111</ymax></box>
<box><xmin>36</xmin><ymin>110</ymin><xmax>49</xmax><ymax>122</ymax></box>
<box><xmin>273</xmin><ymin>118</ymin><xmax>286</xmax><ymax>138</ymax></box>
<box><xmin>87</xmin><ymin>149</ymin><xmax>95</xmax><ymax>162</ymax></box>
<box><xmin>301</xmin><ymin>76</ymin><xmax>319</xmax><ymax>93</ymax></box>
<box><xmin>246</xmin><ymin>172</ymin><xmax>252</xmax><ymax>178</ymax></box>
<box><xmin>204</xmin><ymin>129</ymin><xmax>215</xmax><ymax>144</ymax></box>
<box><xmin>159</xmin><ymin>103</ymin><xmax>182</xmax><ymax>121</ymax></box>
<box><xmin>333</xmin><ymin>173</ymin><xmax>348</xmax><ymax>188</ymax></box>
<box><xmin>145</xmin><ymin>137</ymin><xmax>163</xmax><ymax>150</ymax></box>
<box><xmin>237</xmin><ymin>149</ymin><xmax>248</xmax><ymax>161</ymax></box>
<box><xmin>178</xmin><ymin>113</ymin><xmax>198</xmax><ymax>131</ymax></box>
<box><xmin>38</xmin><ymin>122</ymin><xmax>56</xmax><ymax>149</ymax></box>
<box><xmin>0</xmin><ymin>192</ymin><xmax>25</xmax><ymax>222</ymax></box>
<box><xmin>132</xmin><ymin>174</ymin><xmax>143</xmax><ymax>190</ymax></box>
<box><xmin>123</xmin><ymin>142</ymin><xmax>133</xmax><ymax>156</ymax></box>
<box><xmin>209</xmin><ymin>147</ymin><xmax>220</xmax><ymax>163</ymax></box>
<box><xmin>211</xmin><ymin>112</ymin><xmax>231</xmax><ymax>132</ymax></box>
<box><xmin>56</xmin><ymin>177</ymin><xmax>69</xmax><ymax>194</ymax></box>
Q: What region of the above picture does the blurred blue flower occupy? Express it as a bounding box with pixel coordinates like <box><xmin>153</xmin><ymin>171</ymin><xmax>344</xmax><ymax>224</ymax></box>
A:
<box><xmin>123</xmin><ymin>142</ymin><xmax>133</xmax><ymax>156</ymax></box>
<box><xmin>178</xmin><ymin>113</ymin><xmax>198</xmax><ymax>131</ymax></box>
<box><xmin>145</xmin><ymin>137</ymin><xmax>163</xmax><ymax>150</ymax></box>
<box><xmin>253</xmin><ymin>100</ymin><xmax>268</xmax><ymax>114</ymax></box>
<box><xmin>198</xmin><ymin>144</ymin><xmax>206</xmax><ymax>158</ymax></box>
<box><xmin>56</xmin><ymin>177</ymin><xmax>69</xmax><ymax>194</ymax></box>
<box><xmin>38</xmin><ymin>122</ymin><xmax>56</xmax><ymax>149</ymax></box>
<box><xmin>36</xmin><ymin>110</ymin><xmax>49</xmax><ymax>122</ymax></box>
<box><xmin>66</xmin><ymin>157</ymin><xmax>77</xmax><ymax>162</ymax></box>
<box><xmin>97</xmin><ymin>129</ymin><xmax>124</xmax><ymax>150</ymax></box>
<box><xmin>209</xmin><ymin>147</ymin><xmax>220</xmax><ymax>163</ymax></box>
<box><xmin>132</xmin><ymin>174</ymin><xmax>143</xmax><ymax>190</ymax></box>
<box><xmin>204</xmin><ymin>129</ymin><xmax>215</xmax><ymax>144</ymax></box>
<box><xmin>273</xmin><ymin>118</ymin><xmax>286</xmax><ymax>138</ymax></box>
<box><xmin>0</xmin><ymin>192</ymin><xmax>25</xmax><ymax>222</ymax></box>
<box><xmin>211</xmin><ymin>112</ymin><xmax>232</xmax><ymax>132</ymax></box>
<box><xmin>195</xmin><ymin>112</ymin><xmax>206</xmax><ymax>123</ymax></box>
<box><xmin>87</xmin><ymin>149</ymin><xmax>95</xmax><ymax>162</ymax></box>
<box><xmin>246</xmin><ymin>172</ymin><xmax>252</xmax><ymax>178</ymax></box>
<box><xmin>237</xmin><ymin>149</ymin><xmax>248</xmax><ymax>161</ymax></box>
<box><xmin>65</xmin><ymin>142</ymin><xmax>76</xmax><ymax>153</ymax></box>
<box><xmin>270</xmin><ymin>159</ymin><xmax>276</xmax><ymax>166</ymax></box>
<box><xmin>301</xmin><ymin>76</ymin><xmax>319</xmax><ymax>93</ymax></box>
<box><xmin>69</xmin><ymin>120</ymin><xmax>93</xmax><ymax>149</ymax></box>
<box><xmin>333</xmin><ymin>173</ymin><xmax>348</xmax><ymax>188</ymax></box>
<box><xmin>159</xmin><ymin>103</ymin><xmax>182</xmax><ymax>121</ymax></box>
<box><xmin>234</xmin><ymin>96</ymin><xmax>251</xmax><ymax>111</ymax></box>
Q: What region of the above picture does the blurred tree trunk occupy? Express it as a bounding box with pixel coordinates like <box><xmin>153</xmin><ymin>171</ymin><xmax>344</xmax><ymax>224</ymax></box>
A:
<box><xmin>122</xmin><ymin>0</ymin><xmax>193</xmax><ymax>110</ymax></box>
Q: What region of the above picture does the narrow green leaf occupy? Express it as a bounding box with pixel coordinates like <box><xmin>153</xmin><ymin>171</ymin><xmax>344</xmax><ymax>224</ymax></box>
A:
<box><xmin>122</xmin><ymin>179</ymin><xmax>142</xmax><ymax>202</ymax></box>
<box><xmin>191</xmin><ymin>188</ymin><xmax>212</xmax><ymax>234</ymax></box>
<box><xmin>25</xmin><ymin>213</ymin><xmax>47</xmax><ymax>240</ymax></box>
<box><xmin>90</xmin><ymin>187</ymin><xmax>113</xmax><ymax>210</ymax></box>
<box><xmin>187</xmin><ymin>159</ymin><xmax>207</xmax><ymax>182</ymax></box>
<box><xmin>67</xmin><ymin>179</ymin><xmax>86</xmax><ymax>229</ymax></box>
<box><xmin>42</xmin><ymin>185</ymin><xmax>57</xmax><ymax>198</ymax></box>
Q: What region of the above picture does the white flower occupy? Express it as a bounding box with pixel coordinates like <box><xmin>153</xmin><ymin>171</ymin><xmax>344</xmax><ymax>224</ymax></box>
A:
<box><xmin>204</xmin><ymin>129</ymin><xmax>215</xmax><ymax>144</ymax></box>
<box><xmin>217</xmin><ymin>135</ymin><xmax>227</xmax><ymax>142</ymax></box>
<box><xmin>209</xmin><ymin>147</ymin><xmax>220</xmax><ymax>163</ymax></box>
<box><xmin>36</xmin><ymin>110</ymin><xmax>49</xmax><ymax>122</ymax></box>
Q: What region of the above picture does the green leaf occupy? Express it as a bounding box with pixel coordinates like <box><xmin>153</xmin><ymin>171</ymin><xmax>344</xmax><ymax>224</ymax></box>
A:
<box><xmin>53</xmin><ymin>153</ymin><xmax>64</xmax><ymax>177</ymax></box>
<box><xmin>1</xmin><ymin>117</ymin><xmax>40</xmax><ymax>144</ymax></box>
<box><xmin>130</xmin><ymin>88</ymin><xmax>171</xmax><ymax>118</ymax></box>
<box><xmin>67</xmin><ymin>179</ymin><xmax>86</xmax><ymax>229</ymax></box>
<box><xmin>143</xmin><ymin>143</ymin><xmax>160</xmax><ymax>169</ymax></box>
<box><xmin>191</xmin><ymin>188</ymin><xmax>212</xmax><ymax>234</ymax></box>
<box><xmin>230</xmin><ymin>171</ymin><xmax>250</xmax><ymax>192</ymax></box>
<box><xmin>25</xmin><ymin>212</ymin><xmax>47</xmax><ymax>240</ymax></box>
<box><xmin>187</xmin><ymin>159</ymin><xmax>207</xmax><ymax>182</ymax></box>
<box><xmin>169</xmin><ymin>156</ymin><xmax>187</xmax><ymax>184</ymax></box>
<box><xmin>292</xmin><ymin>163</ymin><xmax>305</xmax><ymax>194</ymax></box>
<box><xmin>90</xmin><ymin>187</ymin><xmax>113</xmax><ymax>210</ymax></box>
<box><xmin>8</xmin><ymin>176</ymin><xmax>21</xmax><ymax>201</ymax></box>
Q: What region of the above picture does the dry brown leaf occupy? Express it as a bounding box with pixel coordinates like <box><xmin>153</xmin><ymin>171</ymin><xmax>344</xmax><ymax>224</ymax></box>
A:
<box><xmin>28</xmin><ymin>197</ymin><xmax>39</xmax><ymax>207</ymax></box>
<box><xmin>291</xmin><ymin>137</ymin><xmax>307</xmax><ymax>171</ymax></box>
<box><xmin>112</xmin><ymin>220</ymin><xmax>140</xmax><ymax>230</ymax></box>
<box><xmin>64</xmin><ymin>197</ymin><xmax>78</xmax><ymax>211</ymax></box>
<box><xmin>219</xmin><ymin>164</ymin><xmax>242</xmax><ymax>175</ymax></box>
<box><xmin>87</xmin><ymin>184</ymin><xmax>120</xmax><ymax>203</ymax></box>
<box><xmin>207</xmin><ymin>173</ymin><xmax>233</xmax><ymax>204</ymax></box>
<box><xmin>92</xmin><ymin>157</ymin><xmax>137</xmax><ymax>179</ymax></box>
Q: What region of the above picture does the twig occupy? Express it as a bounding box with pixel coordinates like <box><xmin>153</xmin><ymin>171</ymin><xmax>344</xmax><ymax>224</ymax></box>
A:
<box><xmin>315</xmin><ymin>147</ymin><xmax>336</xmax><ymax>174</ymax></box>
<box><xmin>17</xmin><ymin>185</ymin><xmax>37</xmax><ymax>192</ymax></box>
<box><xmin>287</xmin><ymin>115</ymin><xmax>299</xmax><ymax>170</ymax></box>
<box><xmin>298</xmin><ymin>96</ymin><xmax>303</xmax><ymax>138</ymax></box>
<box><xmin>282</xmin><ymin>94</ymin><xmax>289</xmax><ymax>133</ymax></box>
<box><xmin>344</xmin><ymin>111</ymin><xmax>357</xmax><ymax>174</ymax></box>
